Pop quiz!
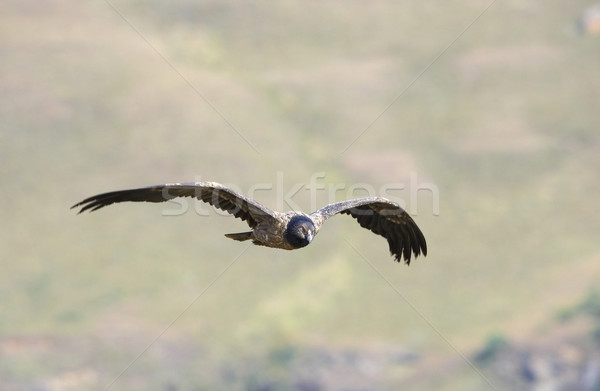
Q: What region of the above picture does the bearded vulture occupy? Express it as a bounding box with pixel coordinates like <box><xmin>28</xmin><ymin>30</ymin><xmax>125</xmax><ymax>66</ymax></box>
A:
<box><xmin>71</xmin><ymin>182</ymin><xmax>427</xmax><ymax>264</ymax></box>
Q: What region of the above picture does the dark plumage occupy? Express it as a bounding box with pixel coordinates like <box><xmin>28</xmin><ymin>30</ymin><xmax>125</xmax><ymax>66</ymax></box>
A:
<box><xmin>71</xmin><ymin>181</ymin><xmax>427</xmax><ymax>263</ymax></box>
<box><xmin>284</xmin><ymin>216</ymin><xmax>315</xmax><ymax>249</ymax></box>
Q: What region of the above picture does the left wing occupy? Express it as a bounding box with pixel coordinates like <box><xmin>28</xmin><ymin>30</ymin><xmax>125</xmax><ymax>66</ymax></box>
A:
<box><xmin>311</xmin><ymin>197</ymin><xmax>427</xmax><ymax>264</ymax></box>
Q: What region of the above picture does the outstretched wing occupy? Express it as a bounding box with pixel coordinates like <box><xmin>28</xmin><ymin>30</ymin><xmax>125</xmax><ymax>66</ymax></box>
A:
<box><xmin>311</xmin><ymin>197</ymin><xmax>427</xmax><ymax>264</ymax></box>
<box><xmin>71</xmin><ymin>182</ymin><xmax>278</xmax><ymax>228</ymax></box>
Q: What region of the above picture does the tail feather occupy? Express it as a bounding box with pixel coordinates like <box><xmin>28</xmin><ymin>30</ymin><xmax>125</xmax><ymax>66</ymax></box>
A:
<box><xmin>224</xmin><ymin>231</ymin><xmax>253</xmax><ymax>242</ymax></box>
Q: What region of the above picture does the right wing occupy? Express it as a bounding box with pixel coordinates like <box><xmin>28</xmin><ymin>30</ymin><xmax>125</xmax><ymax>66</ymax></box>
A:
<box><xmin>71</xmin><ymin>181</ymin><xmax>278</xmax><ymax>228</ymax></box>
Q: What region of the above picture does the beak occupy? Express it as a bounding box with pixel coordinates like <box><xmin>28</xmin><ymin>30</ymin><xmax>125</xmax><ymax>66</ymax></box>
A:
<box><xmin>307</xmin><ymin>231</ymin><xmax>314</xmax><ymax>243</ymax></box>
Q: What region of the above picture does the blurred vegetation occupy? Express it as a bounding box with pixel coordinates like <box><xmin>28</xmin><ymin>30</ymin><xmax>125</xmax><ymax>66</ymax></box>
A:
<box><xmin>474</xmin><ymin>333</ymin><xmax>509</xmax><ymax>363</ymax></box>
<box><xmin>558</xmin><ymin>289</ymin><xmax>600</xmax><ymax>321</ymax></box>
<box><xmin>1</xmin><ymin>0</ymin><xmax>600</xmax><ymax>390</ymax></box>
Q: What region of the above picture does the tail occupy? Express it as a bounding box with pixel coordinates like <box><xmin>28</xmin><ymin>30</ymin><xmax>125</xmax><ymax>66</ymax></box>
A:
<box><xmin>224</xmin><ymin>231</ymin><xmax>254</xmax><ymax>242</ymax></box>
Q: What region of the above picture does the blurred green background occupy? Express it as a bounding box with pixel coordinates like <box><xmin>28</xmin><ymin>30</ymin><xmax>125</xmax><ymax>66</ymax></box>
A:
<box><xmin>2</xmin><ymin>1</ymin><xmax>600</xmax><ymax>390</ymax></box>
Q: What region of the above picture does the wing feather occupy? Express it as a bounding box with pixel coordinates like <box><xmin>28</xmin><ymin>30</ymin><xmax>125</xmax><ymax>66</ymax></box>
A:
<box><xmin>311</xmin><ymin>197</ymin><xmax>427</xmax><ymax>264</ymax></box>
<box><xmin>71</xmin><ymin>182</ymin><xmax>278</xmax><ymax>228</ymax></box>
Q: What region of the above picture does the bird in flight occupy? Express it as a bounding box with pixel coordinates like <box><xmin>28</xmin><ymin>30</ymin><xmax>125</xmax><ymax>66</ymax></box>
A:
<box><xmin>72</xmin><ymin>182</ymin><xmax>427</xmax><ymax>264</ymax></box>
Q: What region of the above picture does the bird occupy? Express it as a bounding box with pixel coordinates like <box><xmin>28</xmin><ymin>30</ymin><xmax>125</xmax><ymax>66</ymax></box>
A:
<box><xmin>71</xmin><ymin>181</ymin><xmax>427</xmax><ymax>264</ymax></box>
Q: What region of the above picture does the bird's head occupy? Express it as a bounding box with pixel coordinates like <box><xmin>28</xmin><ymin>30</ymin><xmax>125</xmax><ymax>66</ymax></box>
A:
<box><xmin>284</xmin><ymin>215</ymin><xmax>316</xmax><ymax>249</ymax></box>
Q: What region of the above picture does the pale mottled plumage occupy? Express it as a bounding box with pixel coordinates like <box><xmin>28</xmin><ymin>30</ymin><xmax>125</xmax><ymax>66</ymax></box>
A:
<box><xmin>72</xmin><ymin>181</ymin><xmax>427</xmax><ymax>263</ymax></box>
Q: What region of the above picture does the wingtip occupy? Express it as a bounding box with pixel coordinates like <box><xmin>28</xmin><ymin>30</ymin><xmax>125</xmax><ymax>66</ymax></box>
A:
<box><xmin>395</xmin><ymin>240</ymin><xmax>427</xmax><ymax>265</ymax></box>
<box><xmin>71</xmin><ymin>201</ymin><xmax>93</xmax><ymax>214</ymax></box>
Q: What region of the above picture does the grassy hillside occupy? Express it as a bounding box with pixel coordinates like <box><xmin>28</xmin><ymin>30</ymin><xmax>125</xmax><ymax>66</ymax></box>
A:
<box><xmin>1</xmin><ymin>1</ymin><xmax>599</xmax><ymax>390</ymax></box>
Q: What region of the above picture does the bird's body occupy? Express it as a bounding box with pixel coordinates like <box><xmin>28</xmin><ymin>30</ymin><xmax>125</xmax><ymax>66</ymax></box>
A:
<box><xmin>72</xmin><ymin>181</ymin><xmax>427</xmax><ymax>263</ymax></box>
<box><xmin>227</xmin><ymin>211</ymin><xmax>313</xmax><ymax>250</ymax></box>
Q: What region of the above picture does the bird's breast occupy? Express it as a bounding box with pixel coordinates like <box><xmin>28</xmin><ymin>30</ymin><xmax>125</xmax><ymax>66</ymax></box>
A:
<box><xmin>252</xmin><ymin>220</ymin><xmax>293</xmax><ymax>250</ymax></box>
